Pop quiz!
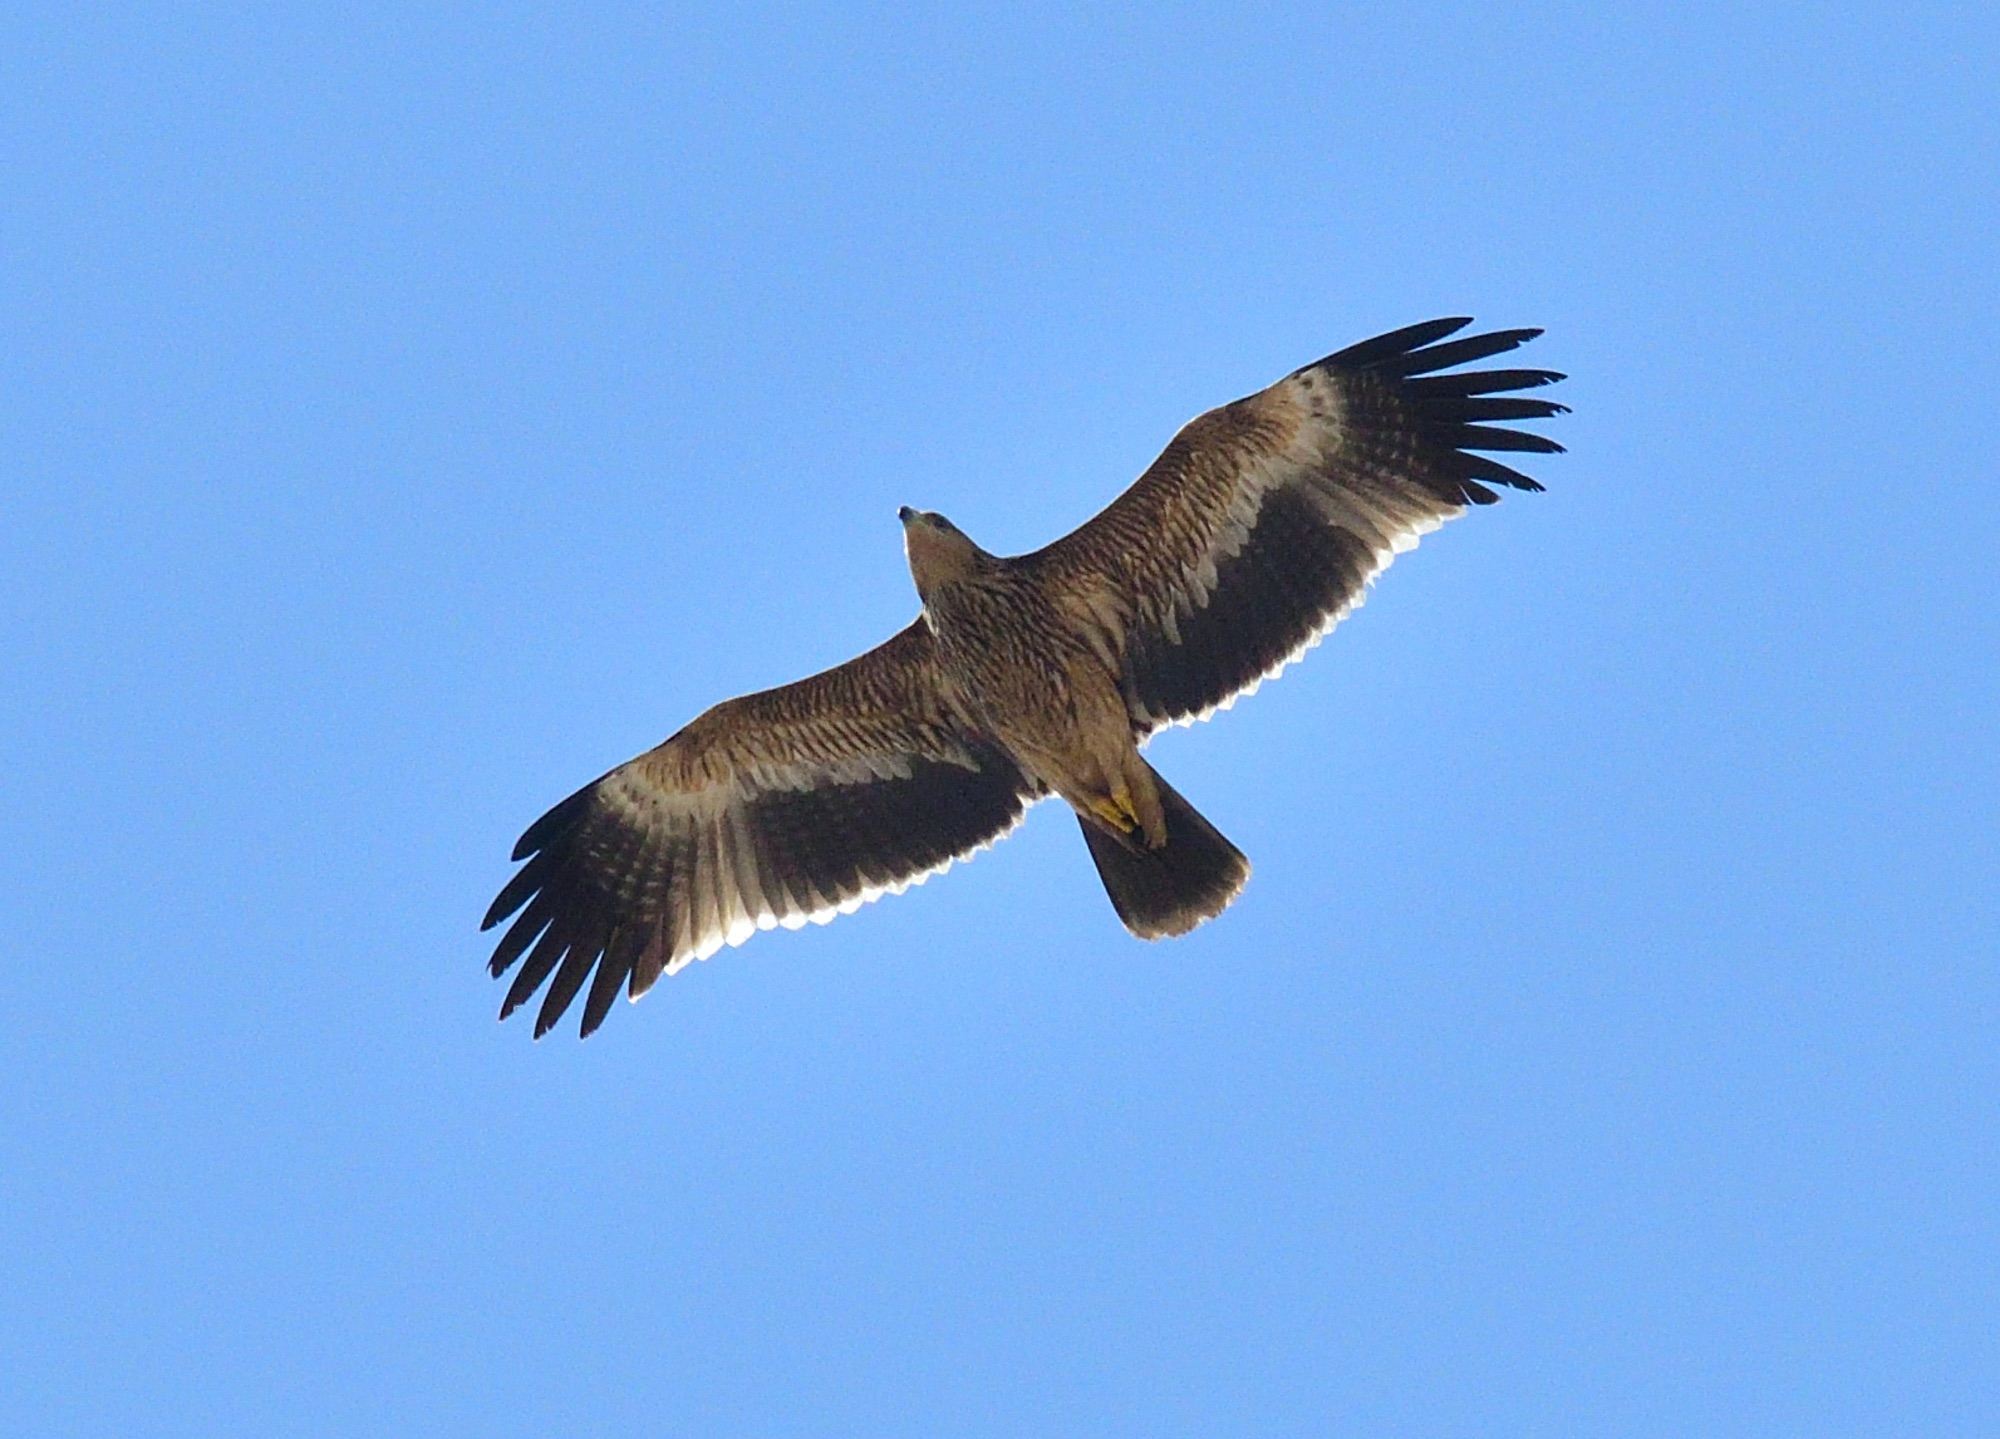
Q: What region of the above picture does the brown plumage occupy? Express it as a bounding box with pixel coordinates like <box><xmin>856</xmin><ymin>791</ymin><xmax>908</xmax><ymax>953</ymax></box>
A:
<box><xmin>483</xmin><ymin>318</ymin><xmax>1567</xmax><ymax>1036</ymax></box>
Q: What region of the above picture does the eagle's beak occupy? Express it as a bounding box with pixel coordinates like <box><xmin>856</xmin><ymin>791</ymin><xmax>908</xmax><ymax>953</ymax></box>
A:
<box><xmin>897</xmin><ymin>506</ymin><xmax>916</xmax><ymax>525</ymax></box>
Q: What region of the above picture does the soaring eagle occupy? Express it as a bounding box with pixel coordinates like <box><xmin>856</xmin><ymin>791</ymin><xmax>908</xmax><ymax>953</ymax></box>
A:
<box><xmin>484</xmin><ymin>318</ymin><xmax>1566</xmax><ymax>1037</ymax></box>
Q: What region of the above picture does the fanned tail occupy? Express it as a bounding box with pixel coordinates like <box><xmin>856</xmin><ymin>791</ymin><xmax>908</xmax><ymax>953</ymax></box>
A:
<box><xmin>1079</xmin><ymin>764</ymin><xmax>1249</xmax><ymax>939</ymax></box>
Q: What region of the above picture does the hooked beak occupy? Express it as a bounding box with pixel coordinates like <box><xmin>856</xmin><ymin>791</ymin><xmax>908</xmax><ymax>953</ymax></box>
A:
<box><xmin>897</xmin><ymin>505</ymin><xmax>916</xmax><ymax>525</ymax></box>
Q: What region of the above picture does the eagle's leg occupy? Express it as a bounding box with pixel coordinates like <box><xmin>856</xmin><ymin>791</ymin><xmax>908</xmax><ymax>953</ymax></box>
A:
<box><xmin>1128</xmin><ymin>747</ymin><xmax>1168</xmax><ymax>847</ymax></box>
<box><xmin>1096</xmin><ymin>759</ymin><xmax>1168</xmax><ymax>847</ymax></box>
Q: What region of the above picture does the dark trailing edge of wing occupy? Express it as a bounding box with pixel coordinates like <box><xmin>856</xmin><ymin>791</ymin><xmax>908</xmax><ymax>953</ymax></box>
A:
<box><xmin>482</xmin><ymin>741</ymin><xmax>1037</xmax><ymax>1039</ymax></box>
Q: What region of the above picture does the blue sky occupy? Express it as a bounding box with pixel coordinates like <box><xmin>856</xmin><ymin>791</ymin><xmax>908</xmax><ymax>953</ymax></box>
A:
<box><xmin>3</xmin><ymin>3</ymin><xmax>1996</xmax><ymax>1434</ymax></box>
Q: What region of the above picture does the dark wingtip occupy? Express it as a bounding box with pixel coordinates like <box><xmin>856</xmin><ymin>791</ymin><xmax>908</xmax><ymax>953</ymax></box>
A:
<box><xmin>1410</xmin><ymin>367</ymin><xmax>1566</xmax><ymax>398</ymax></box>
<box><xmin>1442</xmin><ymin>449</ymin><xmax>1550</xmax><ymax>493</ymax></box>
<box><xmin>1390</xmin><ymin>328</ymin><xmax>1543</xmax><ymax>377</ymax></box>
<box><xmin>511</xmin><ymin>784</ymin><xmax>594</xmax><ymax>862</ymax></box>
<box><xmin>481</xmin><ymin>857</ymin><xmax>544</xmax><ymax>932</ymax></box>
<box><xmin>1454</xmin><ymin>425</ymin><xmax>1567</xmax><ymax>456</ymax></box>
<box><xmin>1331</xmin><ymin>325</ymin><xmax>1569</xmax><ymax>498</ymax></box>
<box><xmin>1310</xmin><ymin>317</ymin><xmax>1474</xmax><ymax>373</ymax></box>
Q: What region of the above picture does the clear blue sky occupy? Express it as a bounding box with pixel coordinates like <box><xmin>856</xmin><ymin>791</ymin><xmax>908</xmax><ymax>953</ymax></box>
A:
<box><xmin>4</xmin><ymin>4</ymin><xmax>1995</xmax><ymax>1434</ymax></box>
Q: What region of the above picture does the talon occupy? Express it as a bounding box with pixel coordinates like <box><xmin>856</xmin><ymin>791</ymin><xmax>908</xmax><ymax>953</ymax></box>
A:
<box><xmin>1111</xmin><ymin>783</ymin><xmax>1144</xmax><ymax>831</ymax></box>
<box><xmin>1089</xmin><ymin>796</ymin><xmax>1137</xmax><ymax>833</ymax></box>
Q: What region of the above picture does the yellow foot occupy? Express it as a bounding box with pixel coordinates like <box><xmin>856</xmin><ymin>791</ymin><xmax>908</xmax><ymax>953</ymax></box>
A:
<box><xmin>1087</xmin><ymin>793</ymin><xmax>1139</xmax><ymax>834</ymax></box>
<box><xmin>1089</xmin><ymin>783</ymin><xmax>1148</xmax><ymax>834</ymax></box>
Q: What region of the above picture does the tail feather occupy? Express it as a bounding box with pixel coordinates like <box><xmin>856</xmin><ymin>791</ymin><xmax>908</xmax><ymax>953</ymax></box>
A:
<box><xmin>1079</xmin><ymin>766</ymin><xmax>1250</xmax><ymax>939</ymax></box>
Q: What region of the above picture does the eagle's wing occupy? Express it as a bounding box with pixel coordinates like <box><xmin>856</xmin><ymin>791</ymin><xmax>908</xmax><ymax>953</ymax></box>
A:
<box><xmin>482</xmin><ymin>621</ymin><xmax>1040</xmax><ymax>1038</ymax></box>
<box><xmin>1021</xmin><ymin>319</ymin><xmax>1566</xmax><ymax>736</ymax></box>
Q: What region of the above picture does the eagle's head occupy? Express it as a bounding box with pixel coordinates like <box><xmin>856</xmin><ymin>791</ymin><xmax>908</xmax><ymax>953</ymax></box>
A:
<box><xmin>899</xmin><ymin>506</ymin><xmax>990</xmax><ymax>595</ymax></box>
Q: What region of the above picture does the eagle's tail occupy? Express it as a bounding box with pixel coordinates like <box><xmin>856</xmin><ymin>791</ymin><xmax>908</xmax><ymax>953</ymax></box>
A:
<box><xmin>1078</xmin><ymin>763</ymin><xmax>1250</xmax><ymax>940</ymax></box>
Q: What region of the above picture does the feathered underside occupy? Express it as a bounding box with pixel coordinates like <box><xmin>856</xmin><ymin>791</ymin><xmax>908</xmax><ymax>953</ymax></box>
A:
<box><xmin>481</xmin><ymin>622</ymin><xmax>1041</xmax><ymax>1038</ymax></box>
<box><xmin>1021</xmin><ymin>318</ymin><xmax>1566</xmax><ymax>735</ymax></box>
<box><xmin>483</xmin><ymin>318</ymin><xmax>1565</xmax><ymax>1037</ymax></box>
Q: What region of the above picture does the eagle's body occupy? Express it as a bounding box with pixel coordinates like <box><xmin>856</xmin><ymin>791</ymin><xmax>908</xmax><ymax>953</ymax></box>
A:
<box><xmin>911</xmin><ymin>534</ymin><xmax>1167</xmax><ymax>852</ymax></box>
<box><xmin>484</xmin><ymin>319</ymin><xmax>1567</xmax><ymax>1037</ymax></box>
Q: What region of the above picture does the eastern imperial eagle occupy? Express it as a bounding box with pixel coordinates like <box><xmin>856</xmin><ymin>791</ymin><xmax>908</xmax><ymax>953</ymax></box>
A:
<box><xmin>484</xmin><ymin>318</ymin><xmax>1566</xmax><ymax>1037</ymax></box>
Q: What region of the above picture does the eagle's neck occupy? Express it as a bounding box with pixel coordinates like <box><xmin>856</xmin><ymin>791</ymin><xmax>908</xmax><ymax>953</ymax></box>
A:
<box><xmin>904</xmin><ymin>524</ymin><xmax>999</xmax><ymax>601</ymax></box>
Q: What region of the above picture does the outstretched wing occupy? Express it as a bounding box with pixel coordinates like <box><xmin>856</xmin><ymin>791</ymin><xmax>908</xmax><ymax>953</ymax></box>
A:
<box><xmin>482</xmin><ymin>621</ymin><xmax>1040</xmax><ymax>1038</ymax></box>
<box><xmin>1022</xmin><ymin>319</ymin><xmax>1566</xmax><ymax>735</ymax></box>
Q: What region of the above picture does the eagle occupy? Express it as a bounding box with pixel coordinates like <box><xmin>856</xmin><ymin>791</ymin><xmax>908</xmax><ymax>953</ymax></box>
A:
<box><xmin>483</xmin><ymin>318</ymin><xmax>1566</xmax><ymax>1037</ymax></box>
